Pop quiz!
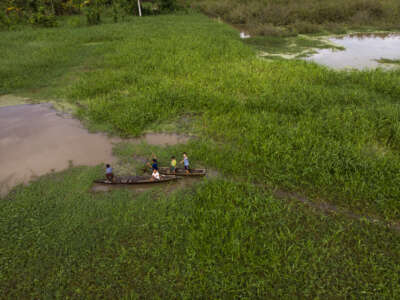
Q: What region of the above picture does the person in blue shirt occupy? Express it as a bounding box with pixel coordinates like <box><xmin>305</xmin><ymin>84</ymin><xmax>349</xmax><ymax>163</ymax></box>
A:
<box><xmin>106</xmin><ymin>164</ymin><xmax>114</xmax><ymax>182</ymax></box>
<box><xmin>180</xmin><ymin>152</ymin><xmax>190</xmax><ymax>174</ymax></box>
<box><xmin>147</xmin><ymin>158</ymin><xmax>158</xmax><ymax>171</ymax></box>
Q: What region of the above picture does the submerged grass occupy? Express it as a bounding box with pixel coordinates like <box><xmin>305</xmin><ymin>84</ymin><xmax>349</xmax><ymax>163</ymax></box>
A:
<box><xmin>242</xmin><ymin>35</ymin><xmax>343</xmax><ymax>56</ymax></box>
<box><xmin>1</xmin><ymin>13</ymin><xmax>400</xmax><ymax>297</ymax></box>
<box><xmin>377</xmin><ymin>58</ymin><xmax>400</xmax><ymax>65</ymax></box>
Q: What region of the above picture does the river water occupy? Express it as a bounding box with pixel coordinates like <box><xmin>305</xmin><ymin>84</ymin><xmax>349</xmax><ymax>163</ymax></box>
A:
<box><xmin>0</xmin><ymin>103</ymin><xmax>189</xmax><ymax>196</ymax></box>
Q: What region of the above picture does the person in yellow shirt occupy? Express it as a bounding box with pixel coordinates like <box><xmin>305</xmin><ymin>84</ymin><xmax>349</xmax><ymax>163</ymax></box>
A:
<box><xmin>170</xmin><ymin>156</ymin><xmax>177</xmax><ymax>174</ymax></box>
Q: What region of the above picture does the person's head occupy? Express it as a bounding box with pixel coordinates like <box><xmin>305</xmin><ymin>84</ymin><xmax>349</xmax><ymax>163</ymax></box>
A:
<box><xmin>183</xmin><ymin>152</ymin><xmax>187</xmax><ymax>156</ymax></box>
<box><xmin>153</xmin><ymin>169</ymin><xmax>157</xmax><ymax>173</ymax></box>
<box><xmin>152</xmin><ymin>159</ymin><xmax>157</xmax><ymax>163</ymax></box>
<box><xmin>171</xmin><ymin>156</ymin><xmax>175</xmax><ymax>159</ymax></box>
<box><xmin>106</xmin><ymin>164</ymin><xmax>110</xmax><ymax>168</ymax></box>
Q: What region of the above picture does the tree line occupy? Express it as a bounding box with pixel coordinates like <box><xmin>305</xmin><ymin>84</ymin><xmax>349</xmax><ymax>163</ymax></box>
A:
<box><xmin>1</xmin><ymin>0</ymin><xmax>184</xmax><ymax>28</ymax></box>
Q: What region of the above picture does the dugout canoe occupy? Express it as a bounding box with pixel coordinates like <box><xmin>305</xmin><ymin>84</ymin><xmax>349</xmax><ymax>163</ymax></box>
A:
<box><xmin>94</xmin><ymin>175</ymin><xmax>179</xmax><ymax>185</ymax></box>
<box><xmin>158</xmin><ymin>167</ymin><xmax>207</xmax><ymax>177</ymax></box>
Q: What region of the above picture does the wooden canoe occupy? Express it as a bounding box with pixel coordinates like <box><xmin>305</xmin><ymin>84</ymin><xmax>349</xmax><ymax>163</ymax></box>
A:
<box><xmin>158</xmin><ymin>167</ymin><xmax>207</xmax><ymax>177</ymax></box>
<box><xmin>94</xmin><ymin>175</ymin><xmax>179</xmax><ymax>185</ymax></box>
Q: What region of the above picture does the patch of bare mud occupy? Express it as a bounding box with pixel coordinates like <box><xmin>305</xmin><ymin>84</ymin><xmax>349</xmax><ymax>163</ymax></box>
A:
<box><xmin>0</xmin><ymin>94</ymin><xmax>32</xmax><ymax>107</ymax></box>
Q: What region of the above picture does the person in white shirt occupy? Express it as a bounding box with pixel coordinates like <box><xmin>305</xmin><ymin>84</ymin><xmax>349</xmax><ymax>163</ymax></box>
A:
<box><xmin>151</xmin><ymin>169</ymin><xmax>160</xmax><ymax>181</ymax></box>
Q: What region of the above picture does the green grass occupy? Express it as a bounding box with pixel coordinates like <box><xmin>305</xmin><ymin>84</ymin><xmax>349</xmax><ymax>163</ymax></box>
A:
<box><xmin>2</xmin><ymin>14</ymin><xmax>400</xmax><ymax>219</ymax></box>
<box><xmin>1</xmin><ymin>13</ymin><xmax>400</xmax><ymax>297</ymax></box>
<box><xmin>1</xmin><ymin>167</ymin><xmax>399</xmax><ymax>298</ymax></box>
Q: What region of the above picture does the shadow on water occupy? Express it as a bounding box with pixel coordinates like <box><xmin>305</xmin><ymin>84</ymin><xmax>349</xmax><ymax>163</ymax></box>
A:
<box><xmin>305</xmin><ymin>33</ymin><xmax>400</xmax><ymax>70</ymax></box>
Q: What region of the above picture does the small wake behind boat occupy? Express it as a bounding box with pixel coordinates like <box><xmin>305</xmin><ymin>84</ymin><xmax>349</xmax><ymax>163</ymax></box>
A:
<box><xmin>94</xmin><ymin>175</ymin><xmax>179</xmax><ymax>185</ymax></box>
<box><xmin>158</xmin><ymin>167</ymin><xmax>206</xmax><ymax>177</ymax></box>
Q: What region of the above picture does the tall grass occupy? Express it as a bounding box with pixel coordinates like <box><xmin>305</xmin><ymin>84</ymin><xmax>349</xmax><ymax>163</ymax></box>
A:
<box><xmin>190</xmin><ymin>0</ymin><xmax>400</xmax><ymax>35</ymax></box>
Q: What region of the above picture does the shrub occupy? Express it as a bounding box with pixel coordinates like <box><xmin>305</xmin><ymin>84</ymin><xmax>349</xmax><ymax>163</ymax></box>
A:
<box><xmin>141</xmin><ymin>2</ymin><xmax>159</xmax><ymax>15</ymax></box>
<box><xmin>82</xmin><ymin>0</ymin><xmax>102</xmax><ymax>25</ymax></box>
<box><xmin>158</xmin><ymin>0</ymin><xmax>178</xmax><ymax>12</ymax></box>
<box><xmin>226</xmin><ymin>5</ymin><xmax>248</xmax><ymax>24</ymax></box>
<box><xmin>29</xmin><ymin>6</ymin><xmax>57</xmax><ymax>27</ymax></box>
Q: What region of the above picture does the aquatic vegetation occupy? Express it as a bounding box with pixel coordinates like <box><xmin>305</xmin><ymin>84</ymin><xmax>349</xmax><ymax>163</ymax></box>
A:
<box><xmin>377</xmin><ymin>58</ymin><xmax>400</xmax><ymax>64</ymax></box>
<box><xmin>1</xmin><ymin>15</ymin><xmax>400</xmax><ymax>220</ymax></box>
<box><xmin>1</xmin><ymin>168</ymin><xmax>399</xmax><ymax>298</ymax></box>
<box><xmin>1</xmin><ymin>13</ymin><xmax>400</xmax><ymax>297</ymax></box>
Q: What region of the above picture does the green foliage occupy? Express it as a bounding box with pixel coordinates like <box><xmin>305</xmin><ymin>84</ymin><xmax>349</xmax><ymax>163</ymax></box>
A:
<box><xmin>1</xmin><ymin>13</ymin><xmax>400</xmax><ymax>298</ymax></box>
<box><xmin>82</xmin><ymin>0</ymin><xmax>102</xmax><ymax>25</ymax></box>
<box><xmin>158</xmin><ymin>0</ymin><xmax>177</xmax><ymax>12</ymax></box>
<box><xmin>1</xmin><ymin>15</ymin><xmax>400</xmax><ymax>220</ymax></box>
<box><xmin>29</xmin><ymin>6</ymin><xmax>57</xmax><ymax>27</ymax></box>
<box><xmin>0</xmin><ymin>168</ymin><xmax>399</xmax><ymax>298</ymax></box>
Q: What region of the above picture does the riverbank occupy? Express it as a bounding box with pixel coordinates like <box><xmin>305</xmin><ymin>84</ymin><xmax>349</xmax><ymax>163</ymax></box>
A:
<box><xmin>1</xmin><ymin>13</ymin><xmax>400</xmax><ymax>298</ymax></box>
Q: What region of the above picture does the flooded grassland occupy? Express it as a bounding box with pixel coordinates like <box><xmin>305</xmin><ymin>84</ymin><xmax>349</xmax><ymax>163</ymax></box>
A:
<box><xmin>0</xmin><ymin>101</ymin><xmax>192</xmax><ymax>196</ymax></box>
<box><xmin>246</xmin><ymin>32</ymin><xmax>400</xmax><ymax>70</ymax></box>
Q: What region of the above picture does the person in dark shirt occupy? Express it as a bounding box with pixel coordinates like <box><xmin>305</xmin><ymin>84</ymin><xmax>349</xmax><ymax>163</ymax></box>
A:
<box><xmin>151</xmin><ymin>158</ymin><xmax>158</xmax><ymax>171</ymax></box>
<box><xmin>147</xmin><ymin>158</ymin><xmax>158</xmax><ymax>171</ymax></box>
<box><xmin>105</xmin><ymin>164</ymin><xmax>114</xmax><ymax>182</ymax></box>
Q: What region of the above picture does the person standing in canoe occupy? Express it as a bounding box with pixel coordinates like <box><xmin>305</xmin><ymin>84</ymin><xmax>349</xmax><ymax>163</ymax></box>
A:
<box><xmin>146</xmin><ymin>157</ymin><xmax>158</xmax><ymax>172</ymax></box>
<box><xmin>105</xmin><ymin>164</ymin><xmax>114</xmax><ymax>182</ymax></box>
<box><xmin>180</xmin><ymin>152</ymin><xmax>190</xmax><ymax>174</ymax></box>
<box><xmin>151</xmin><ymin>158</ymin><xmax>158</xmax><ymax>171</ymax></box>
<box><xmin>170</xmin><ymin>156</ymin><xmax>177</xmax><ymax>174</ymax></box>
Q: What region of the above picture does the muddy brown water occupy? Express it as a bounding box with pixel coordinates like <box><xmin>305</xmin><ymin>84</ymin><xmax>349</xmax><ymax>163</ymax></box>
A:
<box><xmin>0</xmin><ymin>103</ymin><xmax>190</xmax><ymax>196</ymax></box>
<box><xmin>305</xmin><ymin>33</ymin><xmax>400</xmax><ymax>70</ymax></box>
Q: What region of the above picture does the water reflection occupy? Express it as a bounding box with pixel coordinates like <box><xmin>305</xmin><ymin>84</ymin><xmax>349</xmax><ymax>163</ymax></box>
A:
<box><xmin>305</xmin><ymin>33</ymin><xmax>400</xmax><ymax>69</ymax></box>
